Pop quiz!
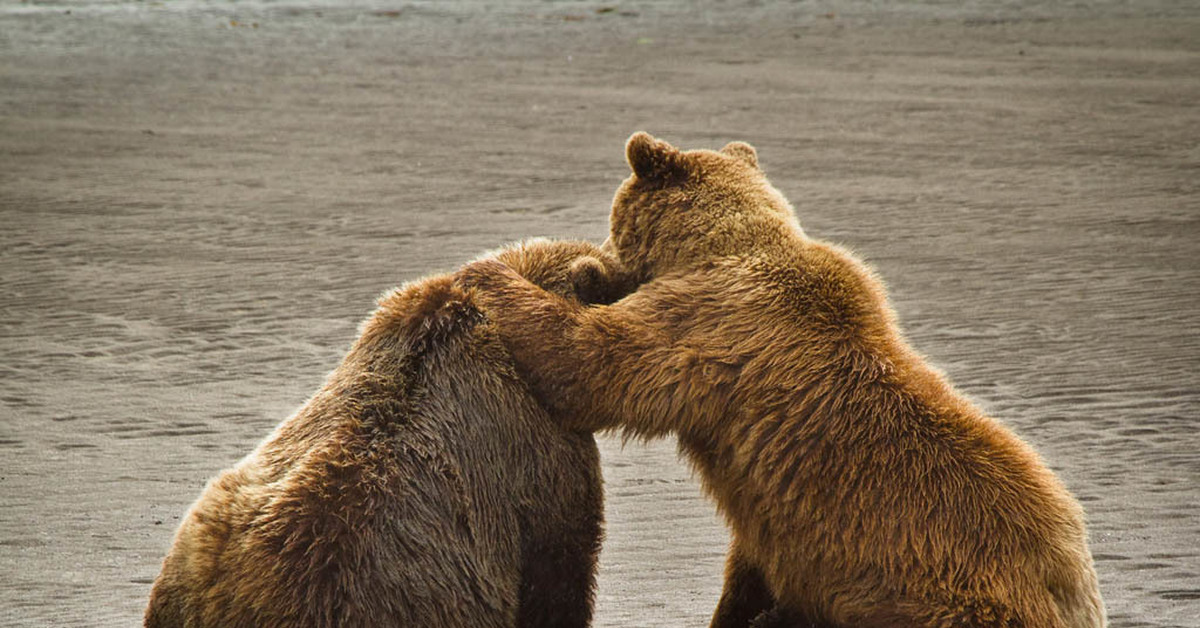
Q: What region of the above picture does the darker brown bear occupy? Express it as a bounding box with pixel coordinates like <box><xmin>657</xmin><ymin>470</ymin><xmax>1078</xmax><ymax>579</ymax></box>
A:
<box><xmin>145</xmin><ymin>239</ymin><xmax>629</xmax><ymax>628</ymax></box>
<box><xmin>461</xmin><ymin>134</ymin><xmax>1106</xmax><ymax>628</ymax></box>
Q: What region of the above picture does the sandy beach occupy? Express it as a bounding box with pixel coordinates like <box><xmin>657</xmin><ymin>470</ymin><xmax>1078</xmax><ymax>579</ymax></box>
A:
<box><xmin>1</xmin><ymin>1</ymin><xmax>1198</xmax><ymax>626</ymax></box>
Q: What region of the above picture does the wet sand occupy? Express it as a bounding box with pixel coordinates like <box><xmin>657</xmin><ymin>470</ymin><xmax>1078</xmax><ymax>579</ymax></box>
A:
<box><xmin>1</xmin><ymin>1</ymin><xmax>1198</xmax><ymax>626</ymax></box>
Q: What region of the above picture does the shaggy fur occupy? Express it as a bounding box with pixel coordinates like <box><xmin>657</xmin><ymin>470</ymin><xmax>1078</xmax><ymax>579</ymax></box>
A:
<box><xmin>460</xmin><ymin>134</ymin><xmax>1107</xmax><ymax>628</ymax></box>
<box><xmin>145</xmin><ymin>240</ymin><xmax>630</xmax><ymax>628</ymax></box>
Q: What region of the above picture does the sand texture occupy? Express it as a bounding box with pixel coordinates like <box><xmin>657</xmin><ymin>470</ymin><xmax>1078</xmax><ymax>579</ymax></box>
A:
<box><xmin>1</xmin><ymin>1</ymin><xmax>1198</xmax><ymax>626</ymax></box>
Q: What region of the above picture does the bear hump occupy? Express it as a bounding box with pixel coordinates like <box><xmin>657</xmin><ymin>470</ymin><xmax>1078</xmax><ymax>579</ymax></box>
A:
<box><xmin>372</xmin><ymin>275</ymin><xmax>484</xmax><ymax>356</ymax></box>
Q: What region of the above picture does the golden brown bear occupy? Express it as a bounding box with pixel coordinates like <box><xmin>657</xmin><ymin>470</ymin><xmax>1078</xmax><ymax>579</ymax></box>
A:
<box><xmin>145</xmin><ymin>239</ymin><xmax>630</xmax><ymax>628</ymax></box>
<box><xmin>460</xmin><ymin>134</ymin><xmax>1106</xmax><ymax>628</ymax></box>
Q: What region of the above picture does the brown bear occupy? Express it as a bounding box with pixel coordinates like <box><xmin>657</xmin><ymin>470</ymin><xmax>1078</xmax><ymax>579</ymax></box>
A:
<box><xmin>460</xmin><ymin>133</ymin><xmax>1107</xmax><ymax>628</ymax></box>
<box><xmin>145</xmin><ymin>239</ymin><xmax>631</xmax><ymax>628</ymax></box>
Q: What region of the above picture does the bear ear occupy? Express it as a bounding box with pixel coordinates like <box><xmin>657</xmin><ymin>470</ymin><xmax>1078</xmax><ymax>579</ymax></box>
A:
<box><xmin>720</xmin><ymin>141</ymin><xmax>759</xmax><ymax>168</ymax></box>
<box><xmin>626</xmin><ymin>132</ymin><xmax>686</xmax><ymax>182</ymax></box>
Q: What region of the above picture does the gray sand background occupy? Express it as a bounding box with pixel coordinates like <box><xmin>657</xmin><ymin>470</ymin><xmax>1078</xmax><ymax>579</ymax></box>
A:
<box><xmin>1</xmin><ymin>1</ymin><xmax>1198</xmax><ymax>626</ymax></box>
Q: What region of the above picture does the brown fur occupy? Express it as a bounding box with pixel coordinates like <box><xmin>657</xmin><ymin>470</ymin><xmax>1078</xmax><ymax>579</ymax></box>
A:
<box><xmin>145</xmin><ymin>239</ymin><xmax>631</xmax><ymax>628</ymax></box>
<box><xmin>460</xmin><ymin>134</ymin><xmax>1106</xmax><ymax>628</ymax></box>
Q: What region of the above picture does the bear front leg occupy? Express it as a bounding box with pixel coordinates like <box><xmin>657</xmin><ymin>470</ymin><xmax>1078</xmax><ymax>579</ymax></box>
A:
<box><xmin>459</xmin><ymin>258</ymin><xmax>679</xmax><ymax>437</ymax></box>
<box><xmin>710</xmin><ymin>544</ymin><xmax>775</xmax><ymax>628</ymax></box>
<box><xmin>459</xmin><ymin>259</ymin><xmax>597</xmax><ymax>425</ymax></box>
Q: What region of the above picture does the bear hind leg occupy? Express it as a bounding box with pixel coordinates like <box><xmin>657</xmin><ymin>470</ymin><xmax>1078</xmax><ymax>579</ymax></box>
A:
<box><xmin>710</xmin><ymin>545</ymin><xmax>776</xmax><ymax>628</ymax></box>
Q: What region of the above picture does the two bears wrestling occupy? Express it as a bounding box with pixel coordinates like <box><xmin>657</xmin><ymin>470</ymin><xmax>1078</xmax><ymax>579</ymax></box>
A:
<box><xmin>146</xmin><ymin>133</ymin><xmax>1105</xmax><ymax>628</ymax></box>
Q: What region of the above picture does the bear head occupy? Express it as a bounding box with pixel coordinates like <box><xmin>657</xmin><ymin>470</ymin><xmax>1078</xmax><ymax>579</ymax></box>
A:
<box><xmin>605</xmin><ymin>132</ymin><xmax>802</xmax><ymax>283</ymax></box>
<box><xmin>493</xmin><ymin>239</ymin><xmax>635</xmax><ymax>306</ymax></box>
